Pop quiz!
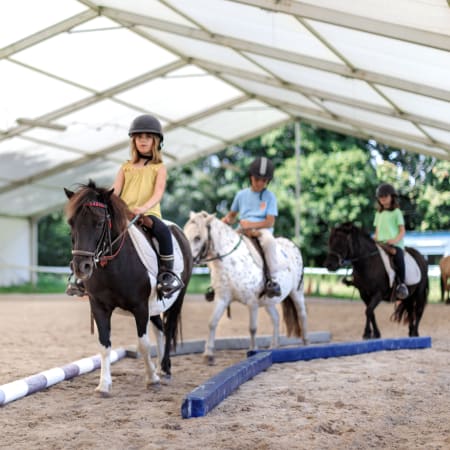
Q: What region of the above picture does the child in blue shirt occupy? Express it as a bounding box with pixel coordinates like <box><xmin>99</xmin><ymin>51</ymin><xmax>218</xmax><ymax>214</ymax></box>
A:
<box><xmin>222</xmin><ymin>157</ymin><xmax>281</xmax><ymax>297</ymax></box>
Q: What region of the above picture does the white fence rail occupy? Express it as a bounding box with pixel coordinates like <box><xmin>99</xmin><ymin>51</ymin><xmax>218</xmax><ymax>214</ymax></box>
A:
<box><xmin>0</xmin><ymin>264</ymin><xmax>442</xmax><ymax>278</ymax></box>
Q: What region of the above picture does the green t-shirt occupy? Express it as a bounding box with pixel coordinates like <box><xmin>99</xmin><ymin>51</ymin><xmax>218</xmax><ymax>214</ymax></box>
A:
<box><xmin>373</xmin><ymin>209</ymin><xmax>405</xmax><ymax>248</ymax></box>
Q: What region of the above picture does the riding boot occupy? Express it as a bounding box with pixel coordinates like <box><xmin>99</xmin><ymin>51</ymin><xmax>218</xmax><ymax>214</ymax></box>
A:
<box><xmin>393</xmin><ymin>248</ymin><xmax>408</xmax><ymax>300</ymax></box>
<box><xmin>157</xmin><ymin>256</ymin><xmax>184</xmax><ymax>299</ymax></box>
<box><xmin>265</xmin><ymin>278</ymin><xmax>281</xmax><ymax>298</ymax></box>
<box><xmin>66</xmin><ymin>273</ymin><xmax>86</xmax><ymax>297</ymax></box>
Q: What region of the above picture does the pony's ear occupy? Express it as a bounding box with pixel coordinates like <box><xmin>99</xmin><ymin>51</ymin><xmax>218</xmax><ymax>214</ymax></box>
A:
<box><xmin>104</xmin><ymin>188</ymin><xmax>114</xmax><ymax>200</ymax></box>
<box><xmin>189</xmin><ymin>211</ymin><xmax>196</xmax><ymax>219</ymax></box>
<box><xmin>64</xmin><ymin>187</ymin><xmax>74</xmax><ymax>199</ymax></box>
<box><xmin>205</xmin><ymin>213</ymin><xmax>216</xmax><ymax>224</ymax></box>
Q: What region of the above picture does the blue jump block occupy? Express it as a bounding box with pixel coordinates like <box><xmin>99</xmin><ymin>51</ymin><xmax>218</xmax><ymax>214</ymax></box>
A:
<box><xmin>248</xmin><ymin>336</ymin><xmax>432</xmax><ymax>363</ymax></box>
<box><xmin>181</xmin><ymin>351</ymin><xmax>272</xmax><ymax>419</ymax></box>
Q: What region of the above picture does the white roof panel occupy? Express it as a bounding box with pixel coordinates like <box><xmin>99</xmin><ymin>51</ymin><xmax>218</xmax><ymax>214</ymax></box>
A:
<box><xmin>13</xmin><ymin>17</ymin><xmax>178</xmax><ymax>91</ymax></box>
<box><xmin>170</xmin><ymin>0</ymin><xmax>341</xmax><ymax>62</ymax></box>
<box><xmin>117</xmin><ymin>66</ymin><xmax>243</xmax><ymax>122</ymax></box>
<box><xmin>144</xmin><ymin>28</ymin><xmax>270</xmax><ymax>76</ymax></box>
<box><xmin>0</xmin><ymin>138</ymin><xmax>79</xmax><ymax>180</ymax></box>
<box><xmin>0</xmin><ymin>0</ymin><xmax>449</xmax><ymax>219</ymax></box>
<box><xmin>311</xmin><ymin>20</ymin><xmax>450</xmax><ymax>92</ymax></box>
<box><xmin>0</xmin><ymin>0</ymin><xmax>85</xmax><ymax>47</ymax></box>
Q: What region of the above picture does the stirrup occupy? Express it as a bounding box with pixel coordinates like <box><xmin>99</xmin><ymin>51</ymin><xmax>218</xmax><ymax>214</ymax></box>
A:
<box><xmin>157</xmin><ymin>270</ymin><xmax>184</xmax><ymax>298</ymax></box>
<box><xmin>395</xmin><ymin>283</ymin><xmax>409</xmax><ymax>300</ymax></box>
<box><xmin>265</xmin><ymin>280</ymin><xmax>281</xmax><ymax>298</ymax></box>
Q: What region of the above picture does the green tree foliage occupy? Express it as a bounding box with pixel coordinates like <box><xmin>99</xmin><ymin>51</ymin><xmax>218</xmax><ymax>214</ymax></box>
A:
<box><xmin>416</xmin><ymin>160</ymin><xmax>450</xmax><ymax>230</ymax></box>
<box><xmin>274</xmin><ymin>147</ymin><xmax>378</xmax><ymax>265</ymax></box>
<box><xmin>38</xmin><ymin>123</ymin><xmax>450</xmax><ymax>267</ymax></box>
<box><xmin>38</xmin><ymin>211</ymin><xmax>72</xmax><ymax>266</ymax></box>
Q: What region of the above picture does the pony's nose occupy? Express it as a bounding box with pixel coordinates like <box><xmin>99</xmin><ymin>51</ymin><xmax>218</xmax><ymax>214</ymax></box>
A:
<box><xmin>74</xmin><ymin>258</ymin><xmax>94</xmax><ymax>280</ymax></box>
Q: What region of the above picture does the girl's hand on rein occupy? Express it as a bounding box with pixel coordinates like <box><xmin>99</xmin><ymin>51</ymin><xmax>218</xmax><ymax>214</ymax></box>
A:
<box><xmin>133</xmin><ymin>206</ymin><xmax>147</xmax><ymax>215</ymax></box>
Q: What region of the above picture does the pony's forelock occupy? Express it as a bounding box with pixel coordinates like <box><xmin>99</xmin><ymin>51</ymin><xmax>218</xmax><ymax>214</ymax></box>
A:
<box><xmin>65</xmin><ymin>182</ymin><xmax>129</xmax><ymax>232</ymax></box>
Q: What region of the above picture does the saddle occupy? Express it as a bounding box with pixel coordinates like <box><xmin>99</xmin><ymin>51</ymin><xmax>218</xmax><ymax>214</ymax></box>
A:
<box><xmin>376</xmin><ymin>245</ymin><xmax>421</xmax><ymax>288</ymax></box>
<box><xmin>238</xmin><ymin>229</ymin><xmax>274</xmax><ymax>297</ymax></box>
<box><xmin>127</xmin><ymin>220</ymin><xmax>184</xmax><ymax>315</ymax></box>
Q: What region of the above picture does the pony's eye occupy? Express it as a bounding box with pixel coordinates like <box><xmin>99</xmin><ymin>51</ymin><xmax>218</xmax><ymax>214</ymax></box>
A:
<box><xmin>194</xmin><ymin>236</ymin><xmax>201</xmax><ymax>243</ymax></box>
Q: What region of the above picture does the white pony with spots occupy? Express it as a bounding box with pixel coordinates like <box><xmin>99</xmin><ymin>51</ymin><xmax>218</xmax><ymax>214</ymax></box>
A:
<box><xmin>184</xmin><ymin>211</ymin><xmax>308</xmax><ymax>364</ymax></box>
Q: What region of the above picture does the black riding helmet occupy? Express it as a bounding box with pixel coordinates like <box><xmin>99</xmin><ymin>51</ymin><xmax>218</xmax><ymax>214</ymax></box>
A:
<box><xmin>128</xmin><ymin>114</ymin><xmax>164</xmax><ymax>148</ymax></box>
<box><xmin>248</xmin><ymin>157</ymin><xmax>274</xmax><ymax>181</ymax></box>
<box><xmin>376</xmin><ymin>183</ymin><xmax>397</xmax><ymax>198</ymax></box>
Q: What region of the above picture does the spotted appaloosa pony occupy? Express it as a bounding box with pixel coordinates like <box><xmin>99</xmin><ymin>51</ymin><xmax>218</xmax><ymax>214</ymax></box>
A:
<box><xmin>64</xmin><ymin>181</ymin><xmax>192</xmax><ymax>395</ymax></box>
<box><xmin>324</xmin><ymin>222</ymin><xmax>428</xmax><ymax>338</ymax></box>
<box><xmin>184</xmin><ymin>211</ymin><xmax>308</xmax><ymax>364</ymax></box>
<box><xmin>440</xmin><ymin>256</ymin><xmax>450</xmax><ymax>304</ymax></box>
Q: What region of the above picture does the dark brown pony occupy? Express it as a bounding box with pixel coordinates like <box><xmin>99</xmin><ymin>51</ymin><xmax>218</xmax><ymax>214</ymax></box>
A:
<box><xmin>439</xmin><ymin>256</ymin><xmax>450</xmax><ymax>304</ymax></box>
<box><xmin>64</xmin><ymin>181</ymin><xmax>192</xmax><ymax>395</ymax></box>
<box><xmin>324</xmin><ymin>222</ymin><xmax>428</xmax><ymax>339</ymax></box>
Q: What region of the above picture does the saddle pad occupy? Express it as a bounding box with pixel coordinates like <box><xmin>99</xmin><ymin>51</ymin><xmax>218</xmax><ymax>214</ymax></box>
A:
<box><xmin>128</xmin><ymin>222</ymin><xmax>184</xmax><ymax>316</ymax></box>
<box><xmin>377</xmin><ymin>245</ymin><xmax>421</xmax><ymax>287</ymax></box>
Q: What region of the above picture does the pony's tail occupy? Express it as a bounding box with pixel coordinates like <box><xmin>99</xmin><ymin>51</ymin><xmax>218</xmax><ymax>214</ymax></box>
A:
<box><xmin>163</xmin><ymin>223</ymin><xmax>194</xmax><ymax>350</ymax></box>
<box><xmin>163</xmin><ymin>287</ymin><xmax>185</xmax><ymax>350</ymax></box>
<box><xmin>281</xmin><ymin>296</ymin><xmax>303</xmax><ymax>338</ymax></box>
<box><xmin>391</xmin><ymin>248</ymin><xmax>429</xmax><ymax>326</ymax></box>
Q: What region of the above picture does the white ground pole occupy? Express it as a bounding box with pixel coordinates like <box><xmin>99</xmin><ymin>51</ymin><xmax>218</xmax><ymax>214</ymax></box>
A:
<box><xmin>0</xmin><ymin>348</ymin><xmax>126</xmax><ymax>406</ymax></box>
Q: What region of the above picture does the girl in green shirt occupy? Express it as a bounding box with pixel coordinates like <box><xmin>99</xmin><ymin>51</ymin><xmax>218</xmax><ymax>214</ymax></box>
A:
<box><xmin>374</xmin><ymin>183</ymin><xmax>409</xmax><ymax>300</ymax></box>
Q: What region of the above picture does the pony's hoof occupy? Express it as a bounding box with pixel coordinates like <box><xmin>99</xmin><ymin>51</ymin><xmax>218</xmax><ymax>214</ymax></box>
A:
<box><xmin>147</xmin><ymin>382</ymin><xmax>161</xmax><ymax>391</ymax></box>
<box><xmin>95</xmin><ymin>387</ymin><xmax>111</xmax><ymax>398</ymax></box>
<box><xmin>160</xmin><ymin>373</ymin><xmax>172</xmax><ymax>384</ymax></box>
<box><xmin>146</xmin><ymin>374</ymin><xmax>161</xmax><ymax>389</ymax></box>
<box><xmin>204</xmin><ymin>355</ymin><xmax>215</xmax><ymax>366</ymax></box>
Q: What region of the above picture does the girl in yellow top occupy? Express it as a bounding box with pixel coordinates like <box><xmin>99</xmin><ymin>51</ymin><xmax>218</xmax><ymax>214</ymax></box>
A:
<box><xmin>112</xmin><ymin>114</ymin><xmax>183</xmax><ymax>298</ymax></box>
<box><xmin>67</xmin><ymin>114</ymin><xmax>182</xmax><ymax>298</ymax></box>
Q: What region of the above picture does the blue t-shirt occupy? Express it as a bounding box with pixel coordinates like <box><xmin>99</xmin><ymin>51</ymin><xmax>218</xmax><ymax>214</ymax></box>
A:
<box><xmin>230</xmin><ymin>188</ymin><xmax>278</xmax><ymax>233</ymax></box>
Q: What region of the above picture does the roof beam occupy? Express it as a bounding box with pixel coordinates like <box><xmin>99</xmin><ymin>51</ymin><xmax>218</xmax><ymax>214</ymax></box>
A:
<box><xmin>0</xmin><ymin>95</ymin><xmax>251</xmax><ymax>196</ymax></box>
<box><xmin>101</xmin><ymin>7</ymin><xmax>450</xmax><ymax>103</ymax></box>
<box><xmin>229</xmin><ymin>0</ymin><xmax>450</xmax><ymax>52</ymax></box>
<box><xmin>0</xmin><ymin>9</ymin><xmax>98</xmax><ymax>59</ymax></box>
<box><xmin>297</xmin><ymin>114</ymin><xmax>450</xmax><ymax>161</ymax></box>
<box><xmin>255</xmin><ymin>96</ymin><xmax>450</xmax><ymax>155</ymax></box>
<box><xmin>0</xmin><ymin>59</ymin><xmax>187</xmax><ymax>141</ymax></box>
<box><xmin>195</xmin><ymin>58</ymin><xmax>450</xmax><ymax>133</ymax></box>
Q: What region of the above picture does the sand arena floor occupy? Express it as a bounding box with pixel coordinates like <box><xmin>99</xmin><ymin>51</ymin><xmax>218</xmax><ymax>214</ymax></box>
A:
<box><xmin>0</xmin><ymin>293</ymin><xmax>449</xmax><ymax>449</ymax></box>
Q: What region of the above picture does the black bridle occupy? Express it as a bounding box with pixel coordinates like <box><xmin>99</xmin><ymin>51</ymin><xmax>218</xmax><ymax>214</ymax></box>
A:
<box><xmin>192</xmin><ymin>223</ymin><xmax>243</xmax><ymax>265</ymax></box>
<box><xmin>71</xmin><ymin>201</ymin><xmax>138</xmax><ymax>268</ymax></box>
<box><xmin>328</xmin><ymin>229</ymin><xmax>378</xmax><ymax>268</ymax></box>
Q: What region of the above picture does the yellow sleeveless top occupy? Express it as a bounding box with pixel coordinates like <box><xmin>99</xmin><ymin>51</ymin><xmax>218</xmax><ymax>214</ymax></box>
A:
<box><xmin>120</xmin><ymin>161</ymin><xmax>163</xmax><ymax>218</ymax></box>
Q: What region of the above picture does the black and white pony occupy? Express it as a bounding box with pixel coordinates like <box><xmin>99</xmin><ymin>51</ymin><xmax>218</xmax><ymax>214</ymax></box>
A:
<box><xmin>184</xmin><ymin>211</ymin><xmax>308</xmax><ymax>364</ymax></box>
<box><xmin>324</xmin><ymin>222</ymin><xmax>428</xmax><ymax>338</ymax></box>
<box><xmin>64</xmin><ymin>181</ymin><xmax>192</xmax><ymax>395</ymax></box>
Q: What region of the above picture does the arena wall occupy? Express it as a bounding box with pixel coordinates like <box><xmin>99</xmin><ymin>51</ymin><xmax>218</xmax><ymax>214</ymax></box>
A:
<box><xmin>0</xmin><ymin>217</ymin><xmax>32</xmax><ymax>286</ymax></box>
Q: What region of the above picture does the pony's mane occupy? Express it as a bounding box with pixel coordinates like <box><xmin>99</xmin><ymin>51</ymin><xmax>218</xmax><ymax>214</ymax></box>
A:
<box><xmin>65</xmin><ymin>180</ymin><xmax>129</xmax><ymax>232</ymax></box>
<box><xmin>337</xmin><ymin>222</ymin><xmax>373</xmax><ymax>241</ymax></box>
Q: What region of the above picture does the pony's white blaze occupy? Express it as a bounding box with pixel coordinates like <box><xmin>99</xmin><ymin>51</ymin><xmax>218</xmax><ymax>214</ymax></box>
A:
<box><xmin>184</xmin><ymin>211</ymin><xmax>308</xmax><ymax>363</ymax></box>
